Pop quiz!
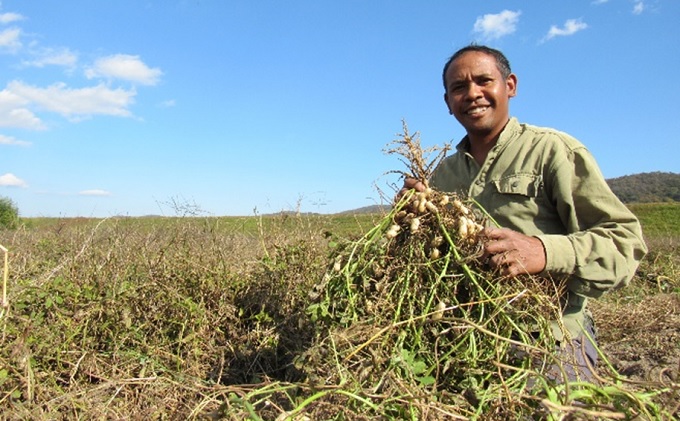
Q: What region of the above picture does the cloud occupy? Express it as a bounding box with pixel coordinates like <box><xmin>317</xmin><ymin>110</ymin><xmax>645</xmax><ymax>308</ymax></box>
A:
<box><xmin>0</xmin><ymin>10</ymin><xmax>157</xmax><ymax>131</ymax></box>
<box><xmin>159</xmin><ymin>99</ymin><xmax>176</xmax><ymax>108</ymax></box>
<box><xmin>79</xmin><ymin>189</ymin><xmax>112</xmax><ymax>197</ymax></box>
<box><xmin>0</xmin><ymin>12</ymin><xmax>23</xmax><ymax>24</ymax></box>
<box><xmin>0</xmin><ymin>27</ymin><xmax>21</xmax><ymax>52</ymax></box>
<box><xmin>0</xmin><ymin>87</ymin><xmax>45</xmax><ymax>129</ymax></box>
<box><xmin>3</xmin><ymin>80</ymin><xmax>137</xmax><ymax>121</ymax></box>
<box><xmin>591</xmin><ymin>0</ymin><xmax>609</xmax><ymax>4</ymax></box>
<box><xmin>0</xmin><ymin>107</ymin><xmax>43</xmax><ymax>129</ymax></box>
<box><xmin>543</xmin><ymin>18</ymin><xmax>588</xmax><ymax>42</ymax></box>
<box><xmin>632</xmin><ymin>1</ymin><xmax>645</xmax><ymax>14</ymax></box>
<box><xmin>473</xmin><ymin>10</ymin><xmax>521</xmax><ymax>41</ymax></box>
<box><xmin>0</xmin><ymin>134</ymin><xmax>31</xmax><ymax>146</ymax></box>
<box><xmin>0</xmin><ymin>173</ymin><xmax>27</xmax><ymax>187</ymax></box>
<box><xmin>85</xmin><ymin>54</ymin><xmax>162</xmax><ymax>86</ymax></box>
<box><xmin>22</xmin><ymin>47</ymin><xmax>78</xmax><ymax>69</ymax></box>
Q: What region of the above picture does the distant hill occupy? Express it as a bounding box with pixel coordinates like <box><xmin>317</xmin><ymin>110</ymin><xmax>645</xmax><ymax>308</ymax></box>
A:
<box><xmin>607</xmin><ymin>171</ymin><xmax>680</xmax><ymax>203</ymax></box>
<box><xmin>340</xmin><ymin>172</ymin><xmax>680</xmax><ymax>214</ymax></box>
<box><xmin>337</xmin><ymin>205</ymin><xmax>389</xmax><ymax>215</ymax></box>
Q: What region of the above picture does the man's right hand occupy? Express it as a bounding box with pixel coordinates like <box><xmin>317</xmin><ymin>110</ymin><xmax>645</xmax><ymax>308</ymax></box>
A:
<box><xmin>397</xmin><ymin>177</ymin><xmax>427</xmax><ymax>200</ymax></box>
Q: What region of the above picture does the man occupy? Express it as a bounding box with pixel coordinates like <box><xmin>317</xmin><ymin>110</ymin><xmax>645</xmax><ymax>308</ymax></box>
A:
<box><xmin>403</xmin><ymin>45</ymin><xmax>647</xmax><ymax>382</ymax></box>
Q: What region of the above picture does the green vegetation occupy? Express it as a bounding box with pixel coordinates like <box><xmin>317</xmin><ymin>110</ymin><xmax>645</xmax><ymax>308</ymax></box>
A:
<box><xmin>0</xmin><ymin>196</ymin><xmax>19</xmax><ymax>229</ymax></box>
<box><xmin>608</xmin><ymin>171</ymin><xmax>680</xmax><ymax>203</ymax></box>
<box><xmin>629</xmin><ymin>202</ymin><xmax>680</xmax><ymax>238</ymax></box>
<box><xmin>0</xmin><ymin>203</ymin><xmax>677</xmax><ymax>419</ymax></box>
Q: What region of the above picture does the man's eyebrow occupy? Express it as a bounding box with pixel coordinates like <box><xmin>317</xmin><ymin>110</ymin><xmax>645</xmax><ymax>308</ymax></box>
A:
<box><xmin>473</xmin><ymin>71</ymin><xmax>495</xmax><ymax>79</ymax></box>
<box><xmin>448</xmin><ymin>72</ymin><xmax>494</xmax><ymax>86</ymax></box>
<box><xmin>448</xmin><ymin>77</ymin><xmax>467</xmax><ymax>86</ymax></box>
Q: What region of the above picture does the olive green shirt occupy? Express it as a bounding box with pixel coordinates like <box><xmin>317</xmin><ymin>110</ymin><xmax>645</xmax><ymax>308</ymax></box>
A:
<box><xmin>430</xmin><ymin>117</ymin><xmax>647</xmax><ymax>341</ymax></box>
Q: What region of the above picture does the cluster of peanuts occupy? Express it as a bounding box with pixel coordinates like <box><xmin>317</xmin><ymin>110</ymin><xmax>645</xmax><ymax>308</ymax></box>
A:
<box><xmin>386</xmin><ymin>187</ymin><xmax>484</xmax><ymax>258</ymax></box>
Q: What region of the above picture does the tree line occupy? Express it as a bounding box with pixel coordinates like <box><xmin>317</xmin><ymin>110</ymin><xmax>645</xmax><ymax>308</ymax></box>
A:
<box><xmin>607</xmin><ymin>171</ymin><xmax>680</xmax><ymax>203</ymax></box>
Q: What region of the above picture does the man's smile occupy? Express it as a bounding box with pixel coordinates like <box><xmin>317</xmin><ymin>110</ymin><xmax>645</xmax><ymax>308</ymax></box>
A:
<box><xmin>465</xmin><ymin>105</ymin><xmax>489</xmax><ymax>116</ymax></box>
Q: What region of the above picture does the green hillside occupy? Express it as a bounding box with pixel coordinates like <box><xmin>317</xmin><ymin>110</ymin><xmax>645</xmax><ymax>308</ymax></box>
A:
<box><xmin>607</xmin><ymin>171</ymin><xmax>680</xmax><ymax>203</ymax></box>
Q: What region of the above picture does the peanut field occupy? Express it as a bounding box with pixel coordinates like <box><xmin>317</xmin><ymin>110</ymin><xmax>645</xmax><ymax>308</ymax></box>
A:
<box><xmin>0</xmin><ymin>200</ymin><xmax>677</xmax><ymax>420</ymax></box>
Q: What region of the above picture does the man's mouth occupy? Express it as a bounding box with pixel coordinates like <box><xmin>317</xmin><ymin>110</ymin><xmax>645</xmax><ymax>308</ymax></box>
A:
<box><xmin>466</xmin><ymin>106</ymin><xmax>488</xmax><ymax>116</ymax></box>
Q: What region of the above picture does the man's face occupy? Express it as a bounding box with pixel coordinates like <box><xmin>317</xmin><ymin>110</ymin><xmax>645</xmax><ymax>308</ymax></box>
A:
<box><xmin>443</xmin><ymin>51</ymin><xmax>517</xmax><ymax>140</ymax></box>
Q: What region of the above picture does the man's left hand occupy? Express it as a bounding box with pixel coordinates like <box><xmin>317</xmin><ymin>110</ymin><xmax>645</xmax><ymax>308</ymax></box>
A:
<box><xmin>482</xmin><ymin>227</ymin><xmax>547</xmax><ymax>277</ymax></box>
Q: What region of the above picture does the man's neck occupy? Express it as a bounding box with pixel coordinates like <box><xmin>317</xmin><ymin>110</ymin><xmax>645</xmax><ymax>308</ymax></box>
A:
<box><xmin>466</xmin><ymin>119</ymin><xmax>510</xmax><ymax>166</ymax></box>
<box><xmin>467</xmin><ymin>133</ymin><xmax>499</xmax><ymax>166</ymax></box>
<box><xmin>467</xmin><ymin>142</ymin><xmax>492</xmax><ymax>166</ymax></box>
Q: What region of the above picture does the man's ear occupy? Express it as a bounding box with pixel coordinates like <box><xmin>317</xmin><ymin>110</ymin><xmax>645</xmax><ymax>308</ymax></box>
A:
<box><xmin>444</xmin><ymin>93</ymin><xmax>453</xmax><ymax>114</ymax></box>
<box><xmin>506</xmin><ymin>73</ymin><xmax>518</xmax><ymax>98</ymax></box>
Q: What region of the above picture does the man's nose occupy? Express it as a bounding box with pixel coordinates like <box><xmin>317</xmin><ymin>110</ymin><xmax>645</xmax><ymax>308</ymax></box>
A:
<box><xmin>464</xmin><ymin>82</ymin><xmax>482</xmax><ymax>100</ymax></box>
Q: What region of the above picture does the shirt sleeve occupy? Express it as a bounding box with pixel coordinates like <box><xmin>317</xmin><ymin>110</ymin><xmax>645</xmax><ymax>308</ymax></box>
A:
<box><xmin>535</xmin><ymin>145</ymin><xmax>647</xmax><ymax>298</ymax></box>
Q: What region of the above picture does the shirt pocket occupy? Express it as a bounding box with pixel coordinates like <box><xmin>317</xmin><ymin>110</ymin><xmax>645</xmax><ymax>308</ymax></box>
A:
<box><xmin>493</xmin><ymin>173</ymin><xmax>543</xmax><ymax>198</ymax></box>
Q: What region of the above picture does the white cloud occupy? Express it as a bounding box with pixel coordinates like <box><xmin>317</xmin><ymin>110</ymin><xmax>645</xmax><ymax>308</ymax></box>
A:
<box><xmin>0</xmin><ymin>12</ymin><xmax>23</xmax><ymax>24</ymax></box>
<box><xmin>22</xmin><ymin>47</ymin><xmax>78</xmax><ymax>69</ymax></box>
<box><xmin>0</xmin><ymin>87</ymin><xmax>44</xmax><ymax>129</ymax></box>
<box><xmin>0</xmin><ymin>134</ymin><xmax>31</xmax><ymax>146</ymax></box>
<box><xmin>159</xmin><ymin>99</ymin><xmax>176</xmax><ymax>108</ymax></box>
<box><xmin>0</xmin><ymin>173</ymin><xmax>27</xmax><ymax>187</ymax></box>
<box><xmin>5</xmin><ymin>80</ymin><xmax>136</xmax><ymax>120</ymax></box>
<box><xmin>0</xmin><ymin>11</ymin><xmax>156</xmax><ymax>129</ymax></box>
<box><xmin>0</xmin><ymin>107</ymin><xmax>43</xmax><ymax>129</ymax></box>
<box><xmin>632</xmin><ymin>1</ymin><xmax>645</xmax><ymax>14</ymax></box>
<box><xmin>543</xmin><ymin>18</ymin><xmax>588</xmax><ymax>42</ymax></box>
<box><xmin>473</xmin><ymin>10</ymin><xmax>521</xmax><ymax>41</ymax></box>
<box><xmin>79</xmin><ymin>189</ymin><xmax>112</xmax><ymax>196</ymax></box>
<box><xmin>85</xmin><ymin>54</ymin><xmax>162</xmax><ymax>86</ymax></box>
<box><xmin>0</xmin><ymin>27</ymin><xmax>21</xmax><ymax>52</ymax></box>
<box><xmin>592</xmin><ymin>0</ymin><xmax>609</xmax><ymax>4</ymax></box>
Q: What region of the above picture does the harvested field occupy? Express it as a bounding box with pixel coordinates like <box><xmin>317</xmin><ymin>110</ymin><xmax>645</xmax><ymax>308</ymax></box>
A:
<box><xmin>0</xmin><ymin>207</ymin><xmax>677</xmax><ymax>419</ymax></box>
<box><xmin>0</xmin><ymin>132</ymin><xmax>678</xmax><ymax>419</ymax></box>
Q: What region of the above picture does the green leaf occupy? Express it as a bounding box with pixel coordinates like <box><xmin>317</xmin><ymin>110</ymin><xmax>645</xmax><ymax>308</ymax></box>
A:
<box><xmin>411</xmin><ymin>359</ymin><xmax>427</xmax><ymax>375</ymax></box>
<box><xmin>417</xmin><ymin>375</ymin><xmax>436</xmax><ymax>386</ymax></box>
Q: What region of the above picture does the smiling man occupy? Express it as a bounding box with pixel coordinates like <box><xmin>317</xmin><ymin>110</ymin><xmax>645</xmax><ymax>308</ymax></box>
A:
<box><xmin>404</xmin><ymin>44</ymin><xmax>647</xmax><ymax>382</ymax></box>
<box><xmin>443</xmin><ymin>46</ymin><xmax>516</xmax><ymax>167</ymax></box>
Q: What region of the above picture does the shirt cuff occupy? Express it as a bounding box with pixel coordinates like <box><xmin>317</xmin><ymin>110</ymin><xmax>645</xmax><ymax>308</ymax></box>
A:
<box><xmin>536</xmin><ymin>234</ymin><xmax>607</xmax><ymax>298</ymax></box>
<box><xmin>536</xmin><ymin>234</ymin><xmax>575</xmax><ymax>275</ymax></box>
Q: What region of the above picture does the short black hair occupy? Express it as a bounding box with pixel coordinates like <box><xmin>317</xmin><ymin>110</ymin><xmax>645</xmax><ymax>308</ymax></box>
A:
<box><xmin>442</xmin><ymin>44</ymin><xmax>512</xmax><ymax>90</ymax></box>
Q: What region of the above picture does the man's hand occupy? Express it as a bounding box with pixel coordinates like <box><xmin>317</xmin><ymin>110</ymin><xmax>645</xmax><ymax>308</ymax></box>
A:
<box><xmin>397</xmin><ymin>177</ymin><xmax>427</xmax><ymax>200</ymax></box>
<box><xmin>482</xmin><ymin>227</ymin><xmax>546</xmax><ymax>277</ymax></box>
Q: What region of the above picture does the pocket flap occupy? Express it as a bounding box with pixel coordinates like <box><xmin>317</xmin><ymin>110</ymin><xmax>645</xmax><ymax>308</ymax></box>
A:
<box><xmin>493</xmin><ymin>174</ymin><xmax>542</xmax><ymax>197</ymax></box>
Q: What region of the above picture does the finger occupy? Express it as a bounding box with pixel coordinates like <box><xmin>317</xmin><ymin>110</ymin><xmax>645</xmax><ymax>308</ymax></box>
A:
<box><xmin>396</xmin><ymin>186</ymin><xmax>419</xmax><ymax>202</ymax></box>
<box><xmin>403</xmin><ymin>177</ymin><xmax>426</xmax><ymax>192</ymax></box>
<box><xmin>488</xmin><ymin>251</ymin><xmax>508</xmax><ymax>269</ymax></box>
<box><xmin>488</xmin><ymin>256</ymin><xmax>507</xmax><ymax>273</ymax></box>
<box><xmin>482</xmin><ymin>226</ymin><xmax>506</xmax><ymax>240</ymax></box>
<box><xmin>484</xmin><ymin>237</ymin><xmax>510</xmax><ymax>255</ymax></box>
<box><xmin>503</xmin><ymin>263</ymin><xmax>523</xmax><ymax>278</ymax></box>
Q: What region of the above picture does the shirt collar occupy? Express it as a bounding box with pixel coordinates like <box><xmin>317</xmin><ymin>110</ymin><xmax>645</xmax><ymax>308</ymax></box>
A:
<box><xmin>455</xmin><ymin>117</ymin><xmax>520</xmax><ymax>153</ymax></box>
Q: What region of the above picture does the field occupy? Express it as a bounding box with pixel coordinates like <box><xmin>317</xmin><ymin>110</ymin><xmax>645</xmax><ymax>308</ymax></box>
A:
<box><xmin>0</xmin><ymin>202</ymin><xmax>678</xmax><ymax>419</ymax></box>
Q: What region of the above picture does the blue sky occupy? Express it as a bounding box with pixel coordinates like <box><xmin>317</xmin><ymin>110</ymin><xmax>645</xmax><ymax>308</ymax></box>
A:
<box><xmin>1</xmin><ymin>1</ymin><xmax>678</xmax><ymax>217</ymax></box>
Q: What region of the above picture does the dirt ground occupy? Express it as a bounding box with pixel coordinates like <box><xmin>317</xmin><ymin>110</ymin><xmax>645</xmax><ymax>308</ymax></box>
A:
<box><xmin>590</xmin><ymin>287</ymin><xmax>679</xmax><ymax>414</ymax></box>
